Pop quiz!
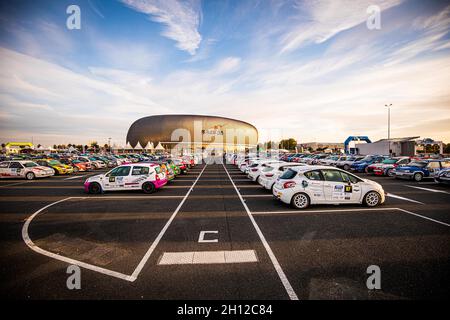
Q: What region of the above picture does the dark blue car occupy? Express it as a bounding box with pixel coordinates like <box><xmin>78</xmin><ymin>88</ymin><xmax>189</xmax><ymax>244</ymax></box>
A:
<box><xmin>393</xmin><ymin>160</ymin><xmax>450</xmax><ymax>182</ymax></box>
<box><xmin>350</xmin><ymin>155</ymin><xmax>387</xmax><ymax>173</ymax></box>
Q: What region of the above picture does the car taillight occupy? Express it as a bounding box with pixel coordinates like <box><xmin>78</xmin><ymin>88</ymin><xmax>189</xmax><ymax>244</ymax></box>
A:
<box><xmin>155</xmin><ymin>174</ymin><xmax>160</xmax><ymax>181</ymax></box>
<box><xmin>251</xmin><ymin>168</ymin><xmax>258</xmax><ymax>172</ymax></box>
<box><xmin>265</xmin><ymin>173</ymin><xmax>274</xmax><ymax>177</ymax></box>
<box><xmin>283</xmin><ymin>181</ymin><xmax>296</xmax><ymax>189</ymax></box>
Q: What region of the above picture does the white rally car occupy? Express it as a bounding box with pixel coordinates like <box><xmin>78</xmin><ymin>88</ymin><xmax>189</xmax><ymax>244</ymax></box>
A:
<box><xmin>273</xmin><ymin>166</ymin><xmax>386</xmax><ymax>209</ymax></box>
<box><xmin>258</xmin><ymin>162</ymin><xmax>307</xmax><ymax>190</ymax></box>
<box><xmin>0</xmin><ymin>160</ymin><xmax>55</xmax><ymax>180</ymax></box>
<box><xmin>84</xmin><ymin>163</ymin><xmax>168</xmax><ymax>194</ymax></box>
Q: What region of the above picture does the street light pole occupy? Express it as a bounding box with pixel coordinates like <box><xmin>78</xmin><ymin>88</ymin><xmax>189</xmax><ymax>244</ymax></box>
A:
<box><xmin>108</xmin><ymin>137</ymin><xmax>111</xmax><ymax>153</ymax></box>
<box><xmin>385</xmin><ymin>104</ymin><xmax>392</xmax><ymax>156</ymax></box>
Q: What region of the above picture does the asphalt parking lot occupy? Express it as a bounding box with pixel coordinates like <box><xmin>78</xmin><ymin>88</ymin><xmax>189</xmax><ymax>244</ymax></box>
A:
<box><xmin>0</xmin><ymin>163</ymin><xmax>449</xmax><ymax>300</ymax></box>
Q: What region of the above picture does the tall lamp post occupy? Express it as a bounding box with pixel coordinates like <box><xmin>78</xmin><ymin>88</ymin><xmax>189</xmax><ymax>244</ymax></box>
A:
<box><xmin>108</xmin><ymin>137</ymin><xmax>111</xmax><ymax>153</ymax></box>
<box><xmin>385</xmin><ymin>104</ymin><xmax>392</xmax><ymax>156</ymax></box>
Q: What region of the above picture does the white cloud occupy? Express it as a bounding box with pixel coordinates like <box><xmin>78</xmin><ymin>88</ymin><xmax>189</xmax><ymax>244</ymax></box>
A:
<box><xmin>280</xmin><ymin>0</ymin><xmax>403</xmax><ymax>53</ymax></box>
<box><xmin>121</xmin><ymin>0</ymin><xmax>202</xmax><ymax>55</ymax></box>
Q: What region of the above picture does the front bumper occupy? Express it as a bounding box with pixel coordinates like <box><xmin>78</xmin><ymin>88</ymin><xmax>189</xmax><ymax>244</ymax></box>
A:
<box><xmin>435</xmin><ymin>176</ymin><xmax>450</xmax><ymax>184</ymax></box>
<box><xmin>394</xmin><ymin>171</ymin><xmax>414</xmax><ymax>179</ymax></box>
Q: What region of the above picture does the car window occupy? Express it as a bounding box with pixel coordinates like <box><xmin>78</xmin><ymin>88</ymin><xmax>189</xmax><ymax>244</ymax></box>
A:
<box><xmin>322</xmin><ymin>169</ymin><xmax>345</xmax><ymax>182</ymax></box>
<box><xmin>9</xmin><ymin>162</ymin><xmax>23</xmax><ymax>169</ymax></box>
<box><xmin>23</xmin><ymin>162</ymin><xmax>38</xmax><ymax>168</ymax></box>
<box><xmin>132</xmin><ymin>166</ymin><xmax>149</xmax><ymax>175</ymax></box>
<box><xmin>110</xmin><ymin>166</ymin><xmax>131</xmax><ymax>177</ymax></box>
<box><xmin>340</xmin><ymin>171</ymin><xmax>360</xmax><ymax>184</ymax></box>
<box><xmin>0</xmin><ymin>162</ymin><xmax>9</xmax><ymax>168</ymax></box>
<box><xmin>441</xmin><ymin>161</ymin><xmax>450</xmax><ymax>168</ymax></box>
<box><xmin>428</xmin><ymin>162</ymin><xmax>441</xmax><ymax>169</ymax></box>
<box><xmin>279</xmin><ymin>169</ymin><xmax>297</xmax><ymax>179</ymax></box>
<box><xmin>304</xmin><ymin>170</ymin><xmax>323</xmax><ymax>181</ymax></box>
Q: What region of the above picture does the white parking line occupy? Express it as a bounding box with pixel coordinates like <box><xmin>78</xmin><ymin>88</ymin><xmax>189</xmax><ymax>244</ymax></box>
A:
<box><xmin>252</xmin><ymin>207</ymin><xmax>398</xmax><ymax>215</ymax></box>
<box><xmin>22</xmin><ymin>197</ymin><xmax>135</xmax><ymax>282</ymax></box>
<box><xmin>0</xmin><ymin>181</ymin><xmax>32</xmax><ymax>188</ymax></box>
<box><xmin>251</xmin><ymin>207</ymin><xmax>450</xmax><ymax>227</ymax></box>
<box><xmin>130</xmin><ymin>164</ymin><xmax>208</xmax><ymax>280</ymax></box>
<box><xmin>222</xmin><ymin>164</ymin><xmax>299</xmax><ymax>300</ymax></box>
<box><xmin>158</xmin><ymin>250</ymin><xmax>258</xmax><ymax>265</ymax></box>
<box><xmin>21</xmin><ymin>165</ymin><xmax>208</xmax><ymax>282</ymax></box>
<box><xmin>64</xmin><ymin>174</ymin><xmax>88</xmax><ymax>180</ymax></box>
<box><xmin>406</xmin><ymin>185</ymin><xmax>449</xmax><ymax>194</ymax></box>
<box><xmin>386</xmin><ymin>193</ymin><xmax>424</xmax><ymax>204</ymax></box>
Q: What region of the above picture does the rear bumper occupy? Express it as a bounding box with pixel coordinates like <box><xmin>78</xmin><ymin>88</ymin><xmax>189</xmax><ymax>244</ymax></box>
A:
<box><xmin>154</xmin><ymin>179</ymin><xmax>168</xmax><ymax>189</ymax></box>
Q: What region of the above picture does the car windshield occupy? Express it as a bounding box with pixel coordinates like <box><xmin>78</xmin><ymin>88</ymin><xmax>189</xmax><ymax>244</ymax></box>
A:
<box><xmin>361</xmin><ymin>156</ymin><xmax>374</xmax><ymax>161</ymax></box>
<box><xmin>383</xmin><ymin>159</ymin><xmax>397</xmax><ymax>164</ymax></box>
<box><xmin>407</xmin><ymin>161</ymin><xmax>427</xmax><ymax>168</ymax></box>
<box><xmin>262</xmin><ymin>166</ymin><xmax>274</xmax><ymax>172</ymax></box>
<box><xmin>48</xmin><ymin>160</ymin><xmax>61</xmax><ymax>166</ymax></box>
<box><xmin>23</xmin><ymin>162</ymin><xmax>38</xmax><ymax>168</ymax></box>
<box><xmin>279</xmin><ymin>169</ymin><xmax>297</xmax><ymax>179</ymax></box>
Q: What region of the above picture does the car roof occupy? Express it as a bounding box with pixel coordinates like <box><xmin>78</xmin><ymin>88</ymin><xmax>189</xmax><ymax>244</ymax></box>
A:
<box><xmin>286</xmin><ymin>165</ymin><xmax>343</xmax><ymax>172</ymax></box>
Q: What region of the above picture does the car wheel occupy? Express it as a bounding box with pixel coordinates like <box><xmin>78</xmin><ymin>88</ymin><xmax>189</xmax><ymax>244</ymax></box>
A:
<box><xmin>142</xmin><ymin>182</ymin><xmax>156</xmax><ymax>194</ymax></box>
<box><xmin>291</xmin><ymin>193</ymin><xmax>310</xmax><ymax>209</ymax></box>
<box><xmin>386</xmin><ymin>169</ymin><xmax>394</xmax><ymax>177</ymax></box>
<box><xmin>88</xmin><ymin>182</ymin><xmax>102</xmax><ymax>194</ymax></box>
<box><xmin>413</xmin><ymin>172</ymin><xmax>423</xmax><ymax>182</ymax></box>
<box><xmin>26</xmin><ymin>172</ymin><xmax>35</xmax><ymax>180</ymax></box>
<box><xmin>363</xmin><ymin>191</ymin><xmax>381</xmax><ymax>207</ymax></box>
<box><xmin>257</xmin><ymin>176</ymin><xmax>262</xmax><ymax>185</ymax></box>
<box><xmin>343</xmin><ymin>164</ymin><xmax>350</xmax><ymax>171</ymax></box>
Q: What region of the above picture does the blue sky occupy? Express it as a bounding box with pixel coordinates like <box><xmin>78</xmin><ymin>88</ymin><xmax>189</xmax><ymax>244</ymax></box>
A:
<box><xmin>0</xmin><ymin>0</ymin><xmax>449</xmax><ymax>146</ymax></box>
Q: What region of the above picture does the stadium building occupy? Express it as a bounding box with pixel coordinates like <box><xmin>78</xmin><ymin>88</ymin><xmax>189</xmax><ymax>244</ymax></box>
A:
<box><xmin>126</xmin><ymin>114</ymin><xmax>258</xmax><ymax>153</ymax></box>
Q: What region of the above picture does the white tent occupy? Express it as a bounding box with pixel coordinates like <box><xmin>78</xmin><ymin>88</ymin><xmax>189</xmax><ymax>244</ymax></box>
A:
<box><xmin>149</xmin><ymin>142</ymin><xmax>155</xmax><ymax>150</ymax></box>
<box><xmin>125</xmin><ymin>142</ymin><xmax>133</xmax><ymax>150</ymax></box>
<box><xmin>143</xmin><ymin>142</ymin><xmax>150</xmax><ymax>150</ymax></box>
<box><xmin>134</xmin><ymin>142</ymin><xmax>143</xmax><ymax>150</ymax></box>
<box><xmin>155</xmin><ymin>142</ymin><xmax>164</xmax><ymax>151</ymax></box>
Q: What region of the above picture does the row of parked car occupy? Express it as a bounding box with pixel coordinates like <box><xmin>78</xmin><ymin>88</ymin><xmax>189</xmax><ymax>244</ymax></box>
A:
<box><xmin>278</xmin><ymin>153</ymin><xmax>450</xmax><ymax>183</ymax></box>
<box><xmin>83</xmin><ymin>155</ymin><xmax>200</xmax><ymax>194</ymax></box>
<box><xmin>0</xmin><ymin>153</ymin><xmax>200</xmax><ymax>183</ymax></box>
<box><xmin>226</xmin><ymin>152</ymin><xmax>450</xmax><ymax>210</ymax></box>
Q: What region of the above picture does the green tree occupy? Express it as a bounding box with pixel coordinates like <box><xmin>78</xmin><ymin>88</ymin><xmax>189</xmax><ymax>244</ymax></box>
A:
<box><xmin>279</xmin><ymin>138</ymin><xmax>297</xmax><ymax>151</ymax></box>
<box><xmin>444</xmin><ymin>143</ymin><xmax>450</xmax><ymax>154</ymax></box>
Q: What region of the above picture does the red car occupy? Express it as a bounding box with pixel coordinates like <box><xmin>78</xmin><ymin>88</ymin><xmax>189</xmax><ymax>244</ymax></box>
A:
<box><xmin>372</xmin><ymin>157</ymin><xmax>411</xmax><ymax>177</ymax></box>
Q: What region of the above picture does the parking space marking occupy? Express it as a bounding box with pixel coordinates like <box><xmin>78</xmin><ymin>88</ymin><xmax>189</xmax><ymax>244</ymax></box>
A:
<box><xmin>252</xmin><ymin>207</ymin><xmax>398</xmax><ymax>215</ymax></box>
<box><xmin>386</xmin><ymin>193</ymin><xmax>424</xmax><ymax>204</ymax></box>
<box><xmin>251</xmin><ymin>207</ymin><xmax>450</xmax><ymax>227</ymax></box>
<box><xmin>64</xmin><ymin>174</ymin><xmax>88</xmax><ymax>180</ymax></box>
<box><xmin>22</xmin><ymin>197</ymin><xmax>135</xmax><ymax>282</ymax></box>
<box><xmin>223</xmin><ymin>164</ymin><xmax>299</xmax><ymax>300</ymax></box>
<box><xmin>0</xmin><ymin>181</ymin><xmax>32</xmax><ymax>188</ymax></box>
<box><xmin>406</xmin><ymin>185</ymin><xmax>449</xmax><ymax>194</ymax></box>
<box><xmin>158</xmin><ymin>250</ymin><xmax>258</xmax><ymax>265</ymax></box>
<box><xmin>21</xmin><ymin>165</ymin><xmax>208</xmax><ymax>283</ymax></box>
<box><xmin>130</xmin><ymin>164</ymin><xmax>208</xmax><ymax>280</ymax></box>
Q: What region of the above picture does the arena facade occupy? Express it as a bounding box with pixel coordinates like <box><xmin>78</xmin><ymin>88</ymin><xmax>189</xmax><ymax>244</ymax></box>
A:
<box><xmin>126</xmin><ymin>114</ymin><xmax>258</xmax><ymax>153</ymax></box>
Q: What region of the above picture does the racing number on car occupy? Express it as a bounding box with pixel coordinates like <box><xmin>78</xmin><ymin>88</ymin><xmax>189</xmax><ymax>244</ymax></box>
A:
<box><xmin>345</xmin><ymin>185</ymin><xmax>352</xmax><ymax>193</ymax></box>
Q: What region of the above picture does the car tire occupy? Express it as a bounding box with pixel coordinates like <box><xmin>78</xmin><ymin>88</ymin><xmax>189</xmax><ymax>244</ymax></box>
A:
<box><xmin>413</xmin><ymin>172</ymin><xmax>423</xmax><ymax>182</ymax></box>
<box><xmin>386</xmin><ymin>168</ymin><xmax>394</xmax><ymax>177</ymax></box>
<box><xmin>291</xmin><ymin>193</ymin><xmax>310</xmax><ymax>209</ymax></box>
<box><xmin>88</xmin><ymin>182</ymin><xmax>102</xmax><ymax>194</ymax></box>
<box><xmin>257</xmin><ymin>176</ymin><xmax>262</xmax><ymax>185</ymax></box>
<box><xmin>26</xmin><ymin>172</ymin><xmax>35</xmax><ymax>180</ymax></box>
<box><xmin>142</xmin><ymin>182</ymin><xmax>156</xmax><ymax>194</ymax></box>
<box><xmin>363</xmin><ymin>191</ymin><xmax>381</xmax><ymax>207</ymax></box>
<box><xmin>343</xmin><ymin>164</ymin><xmax>350</xmax><ymax>171</ymax></box>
